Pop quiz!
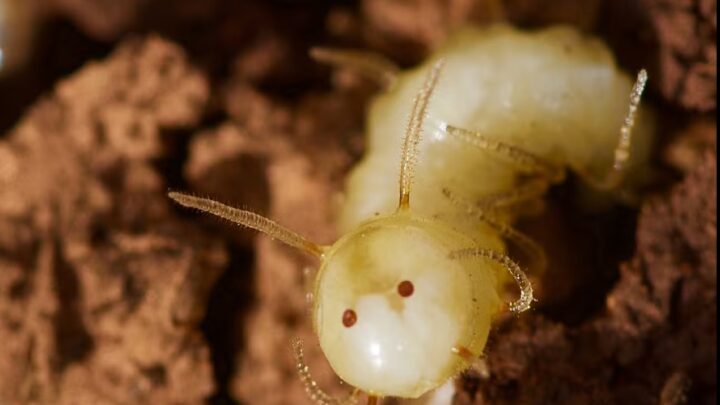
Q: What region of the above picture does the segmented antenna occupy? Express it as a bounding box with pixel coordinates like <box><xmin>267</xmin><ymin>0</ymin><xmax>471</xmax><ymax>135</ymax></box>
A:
<box><xmin>168</xmin><ymin>192</ymin><xmax>325</xmax><ymax>257</ymax></box>
<box><xmin>398</xmin><ymin>59</ymin><xmax>445</xmax><ymax>210</ymax></box>
<box><xmin>449</xmin><ymin>248</ymin><xmax>533</xmax><ymax>313</ymax></box>
<box><xmin>587</xmin><ymin>69</ymin><xmax>648</xmax><ymax>189</ymax></box>
<box><xmin>291</xmin><ymin>338</ymin><xmax>360</xmax><ymax>405</ymax></box>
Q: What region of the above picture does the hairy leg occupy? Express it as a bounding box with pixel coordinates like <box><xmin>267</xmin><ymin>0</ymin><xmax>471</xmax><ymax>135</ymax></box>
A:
<box><xmin>442</xmin><ymin>187</ymin><xmax>547</xmax><ymax>274</ymax></box>
<box><xmin>443</xmin><ymin>124</ymin><xmax>564</xmax><ymax>210</ymax></box>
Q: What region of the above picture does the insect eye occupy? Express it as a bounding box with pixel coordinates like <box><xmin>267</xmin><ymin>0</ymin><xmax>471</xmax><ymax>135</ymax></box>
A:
<box><xmin>342</xmin><ymin>309</ymin><xmax>357</xmax><ymax>327</ymax></box>
<box><xmin>397</xmin><ymin>280</ymin><xmax>414</xmax><ymax>297</ymax></box>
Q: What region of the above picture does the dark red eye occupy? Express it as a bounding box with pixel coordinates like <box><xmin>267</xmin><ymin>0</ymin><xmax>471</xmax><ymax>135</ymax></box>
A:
<box><xmin>342</xmin><ymin>309</ymin><xmax>357</xmax><ymax>327</ymax></box>
<box><xmin>397</xmin><ymin>280</ymin><xmax>414</xmax><ymax>297</ymax></box>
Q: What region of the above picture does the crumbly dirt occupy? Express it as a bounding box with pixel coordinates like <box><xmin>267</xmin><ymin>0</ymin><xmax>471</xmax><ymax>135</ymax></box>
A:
<box><xmin>0</xmin><ymin>36</ymin><xmax>222</xmax><ymax>404</ymax></box>
<box><xmin>642</xmin><ymin>0</ymin><xmax>717</xmax><ymax>111</ymax></box>
<box><xmin>455</xmin><ymin>152</ymin><xmax>717</xmax><ymax>405</ymax></box>
<box><xmin>0</xmin><ymin>1</ymin><xmax>715</xmax><ymax>404</ymax></box>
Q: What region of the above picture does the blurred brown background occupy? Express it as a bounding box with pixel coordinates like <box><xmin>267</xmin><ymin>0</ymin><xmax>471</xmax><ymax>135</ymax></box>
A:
<box><xmin>0</xmin><ymin>1</ymin><xmax>715</xmax><ymax>404</ymax></box>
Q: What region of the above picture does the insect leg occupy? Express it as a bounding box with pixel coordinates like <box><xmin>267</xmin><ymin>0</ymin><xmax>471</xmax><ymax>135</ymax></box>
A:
<box><xmin>449</xmin><ymin>248</ymin><xmax>533</xmax><ymax>313</ymax></box>
<box><xmin>292</xmin><ymin>338</ymin><xmax>360</xmax><ymax>405</ymax></box>
<box><xmin>473</xmin><ymin>176</ymin><xmax>549</xmax><ymax>212</ymax></box>
<box><xmin>442</xmin><ymin>187</ymin><xmax>547</xmax><ymax>273</ymax></box>
<box><xmin>310</xmin><ymin>47</ymin><xmax>399</xmax><ymax>89</ymax></box>
<box><xmin>444</xmin><ymin>124</ymin><xmax>563</xmax><ymax>209</ymax></box>
<box><xmin>444</xmin><ymin>124</ymin><xmax>565</xmax><ymax>182</ymax></box>
<box><xmin>168</xmin><ymin>192</ymin><xmax>327</xmax><ymax>258</ymax></box>
<box><xmin>577</xmin><ymin>69</ymin><xmax>648</xmax><ymax>190</ymax></box>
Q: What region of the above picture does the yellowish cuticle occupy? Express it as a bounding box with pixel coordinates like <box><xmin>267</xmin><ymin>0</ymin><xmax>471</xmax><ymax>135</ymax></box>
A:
<box><xmin>169</xmin><ymin>24</ymin><xmax>654</xmax><ymax>404</ymax></box>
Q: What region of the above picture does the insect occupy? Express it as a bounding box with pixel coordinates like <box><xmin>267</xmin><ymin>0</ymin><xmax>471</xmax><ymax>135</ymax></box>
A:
<box><xmin>169</xmin><ymin>25</ymin><xmax>651</xmax><ymax>405</ymax></box>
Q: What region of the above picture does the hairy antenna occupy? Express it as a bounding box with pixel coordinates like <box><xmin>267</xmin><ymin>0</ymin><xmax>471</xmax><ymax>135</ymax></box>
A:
<box><xmin>397</xmin><ymin>59</ymin><xmax>445</xmax><ymax>210</ymax></box>
<box><xmin>587</xmin><ymin>69</ymin><xmax>648</xmax><ymax>189</ymax></box>
<box><xmin>168</xmin><ymin>192</ymin><xmax>325</xmax><ymax>257</ymax></box>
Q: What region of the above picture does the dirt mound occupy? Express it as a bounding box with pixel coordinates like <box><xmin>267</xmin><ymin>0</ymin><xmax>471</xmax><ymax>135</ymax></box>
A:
<box><xmin>0</xmin><ymin>1</ymin><xmax>715</xmax><ymax>404</ymax></box>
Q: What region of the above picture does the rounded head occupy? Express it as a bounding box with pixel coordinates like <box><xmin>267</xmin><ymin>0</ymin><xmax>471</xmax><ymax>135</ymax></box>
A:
<box><xmin>313</xmin><ymin>213</ymin><xmax>501</xmax><ymax>398</ymax></box>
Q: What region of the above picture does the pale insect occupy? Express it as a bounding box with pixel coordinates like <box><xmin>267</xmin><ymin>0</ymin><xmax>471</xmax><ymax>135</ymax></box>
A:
<box><xmin>169</xmin><ymin>25</ymin><xmax>650</xmax><ymax>405</ymax></box>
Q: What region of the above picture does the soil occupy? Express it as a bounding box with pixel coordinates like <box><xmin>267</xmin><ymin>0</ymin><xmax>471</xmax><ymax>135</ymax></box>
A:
<box><xmin>0</xmin><ymin>1</ymin><xmax>715</xmax><ymax>404</ymax></box>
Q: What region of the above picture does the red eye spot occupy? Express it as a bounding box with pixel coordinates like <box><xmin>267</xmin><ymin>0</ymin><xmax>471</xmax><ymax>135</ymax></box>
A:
<box><xmin>342</xmin><ymin>309</ymin><xmax>357</xmax><ymax>327</ymax></box>
<box><xmin>397</xmin><ymin>280</ymin><xmax>414</xmax><ymax>297</ymax></box>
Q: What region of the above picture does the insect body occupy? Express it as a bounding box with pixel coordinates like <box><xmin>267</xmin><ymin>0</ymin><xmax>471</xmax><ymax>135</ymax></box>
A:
<box><xmin>338</xmin><ymin>25</ymin><xmax>654</xmax><ymax>233</ymax></box>
<box><xmin>169</xmin><ymin>24</ymin><xmax>652</xmax><ymax>404</ymax></box>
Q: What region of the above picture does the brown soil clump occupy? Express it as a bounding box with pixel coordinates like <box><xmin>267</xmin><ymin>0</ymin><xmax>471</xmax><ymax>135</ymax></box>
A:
<box><xmin>0</xmin><ymin>1</ymin><xmax>715</xmax><ymax>404</ymax></box>
<box><xmin>456</xmin><ymin>152</ymin><xmax>717</xmax><ymax>405</ymax></box>
<box><xmin>0</xmin><ymin>36</ymin><xmax>222</xmax><ymax>404</ymax></box>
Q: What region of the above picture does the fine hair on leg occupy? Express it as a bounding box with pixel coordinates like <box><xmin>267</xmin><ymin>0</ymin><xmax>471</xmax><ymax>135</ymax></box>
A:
<box><xmin>444</xmin><ymin>124</ymin><xmax>565</xmax><ymax>182</ymax></box>
<box><xmin>442</xmin><ymin>187</ymin><xmax>547</xmax><ymax>273</ymax></box>
<box><xmin>473</xmin><ymin>177</ymin><xmax>549</xmax><ymax>212</ymax></box>
<box><xmin>449</xmin><ymin>248</ymin><xmax>533</xmax><ymax>313</ymax></box>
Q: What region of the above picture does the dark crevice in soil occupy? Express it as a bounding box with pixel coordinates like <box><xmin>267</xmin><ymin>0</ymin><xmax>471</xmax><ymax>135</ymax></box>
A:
<box><xmin>518</xmin><ymin>179</ymin><xmax>638</xmax><ymax>326</ymax></box>
<box><xmin>156</xmin><ymin>128</ymin><xmax>198</xmax><ymax>193</ymax></box>
<box><xmin>53</xmin><ymin>237</ymin><xmax>94</xmax><ymax>371</ymax></box>
<box><xmin>202</xmin><ymin>247</ymin><xmax>256</xmax><ymax>405</ymax></box>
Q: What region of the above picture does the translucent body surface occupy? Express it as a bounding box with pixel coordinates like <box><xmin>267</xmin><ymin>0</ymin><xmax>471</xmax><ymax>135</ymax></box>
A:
<box><xmin>313</xmin><ymin>214</ymin><xmax>500</xmax><ymax>398</ymax></box>
<box><xmin>339</xmin><ymin>25</ymin><xmax>654</xmax><ymax>233</ymax></box>
<box><xmin>169</xmin><ymin>23</ymin><xmax>654</xmax><ymax>404</ymax></box>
